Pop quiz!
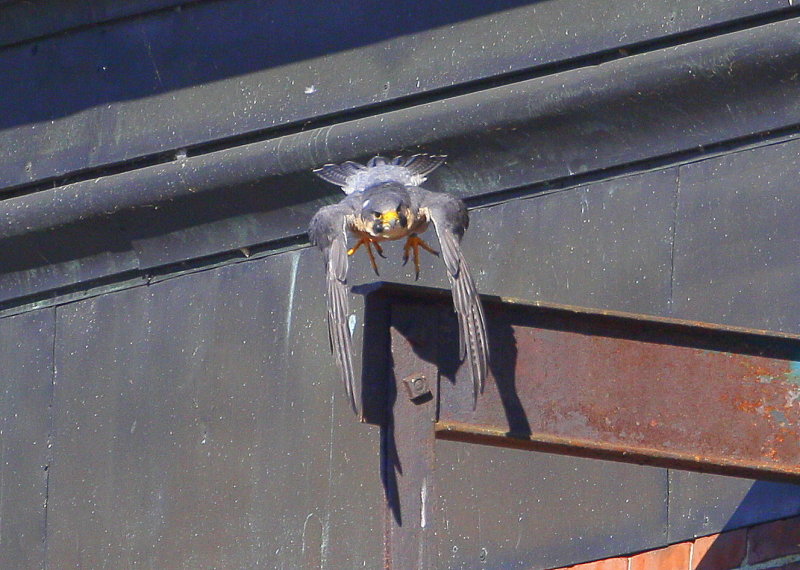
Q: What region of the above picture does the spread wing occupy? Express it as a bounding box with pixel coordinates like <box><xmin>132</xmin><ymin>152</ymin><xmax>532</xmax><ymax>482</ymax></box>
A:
<box><xmin>308</xmin><ymin>201</ymin><xmax>358</xmax><ymax>413</ymax></box>
<box><xmin>417</xmin><ymin>190</ymin><xmax>489</xmax><ymax>408</ymax></box>
<box><xmin>313</xmin><ymin>161</ymin><xmax>366</xmax><ymax>191</ymax></box>
<box><xmin>395</xmin><ymin>154</ymin><xmax>447</xmax><ymax>183</ymax></box>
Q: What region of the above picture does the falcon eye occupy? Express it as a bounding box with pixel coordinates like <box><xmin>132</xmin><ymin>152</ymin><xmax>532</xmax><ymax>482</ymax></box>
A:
<box><xmin>398</xmin><ymin>212</ymin><xmax>408</xmax><ymax>228</ymax></box>
<box><xmin>373</xmin><ymin>211</ymin><xmax>381</xmax><ymax>219</ymax></box>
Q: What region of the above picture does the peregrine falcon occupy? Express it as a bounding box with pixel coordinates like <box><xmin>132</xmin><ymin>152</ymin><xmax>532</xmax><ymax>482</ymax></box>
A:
<box><xmin>309</xmin><ymin>154</ymin><xmax>489</xmax><ymax>414</ymax></box>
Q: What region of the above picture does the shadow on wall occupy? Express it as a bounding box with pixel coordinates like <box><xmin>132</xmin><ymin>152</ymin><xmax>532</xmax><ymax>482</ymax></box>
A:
<box><xmin>695</xmin><ymin>480</ymin><xmax>800</xmax><ymax>568</ymax></box>
<box><xmin>2</xmin><ymin>0</ymin><xmax>540</xmax><ymax>130</ymax></box>
<box><xmin>357</xmin><ymin>284</ymin><xmax>527</xmax><ymax>524</ymax></box>
<box><xmin>356</xmin><ymin>284</ymin><xmax>800</xmax><ymax>546</ymax></box>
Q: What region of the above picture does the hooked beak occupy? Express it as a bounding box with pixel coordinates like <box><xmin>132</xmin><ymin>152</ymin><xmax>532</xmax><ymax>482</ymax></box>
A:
<box><xmin>371</xmin><ymin>210</ymin><xmax>403</xmax><ymax>236</ymax></box>
<box><xmin>381</xmin><ymin>211</ymin><xmax>399</xmax><ymax>225</ymax></box>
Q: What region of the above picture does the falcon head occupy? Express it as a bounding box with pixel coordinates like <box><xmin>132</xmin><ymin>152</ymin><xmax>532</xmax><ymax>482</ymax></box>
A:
<box><xmin>358</xmin><ymin>185</ymin><xmax>413</xmax><ymax>239</ymax></box>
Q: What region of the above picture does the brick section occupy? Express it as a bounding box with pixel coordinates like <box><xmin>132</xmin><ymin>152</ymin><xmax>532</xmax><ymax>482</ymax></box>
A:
<box><xmin>549</xmin><ymin>515</ymin><xmax>800</xmax><ymax>570</ymax></box>
<box><xmin>569</xmin><ymin>558</ymin><xmax>629</xmax><ymax>570</ymax></box>
<box><xmin>629</xmin><ymin>542</ymin><xmax>691</xmax><ymax>570</ymax></box>
<box><xmin>692</xmin><ymin>529</ymin><xmax>746</xmax><ymax>570</ymax></box>
<box><xmin>748</xmin><ymin>517</ymin><xmax>800</xmax><ymax>564</ymax></box>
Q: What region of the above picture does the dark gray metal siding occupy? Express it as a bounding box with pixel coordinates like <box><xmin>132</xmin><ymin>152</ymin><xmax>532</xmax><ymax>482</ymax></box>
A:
<box><xmin>0</xmin><ymin>1</ymin><xmax>799</xmax><ymax>568</ymax></box>
<box><xmin>0</xmin><ymin>1</ymin><xmax>793</xmax><ymax>189</ymax></box>
<box><xmin>46</xmin><ymin>253</ymin><xmax>383</xmax><ymax>568</ymax></box>
<box><xmin>0</xmin><ymin>310</ymin><xmax>52</xmax><ymax>567</ymax></box>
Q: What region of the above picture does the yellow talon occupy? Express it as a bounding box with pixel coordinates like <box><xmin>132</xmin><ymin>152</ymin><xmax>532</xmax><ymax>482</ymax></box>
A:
<box><xmin>403</xmin><ymin>234</ymin><xmax>439</xmax><ymax>280</ymax></box>
<box><xmin>348</xmin><ymin>234</ymin><xmax>381</xmax><ymax>275</ymax></box>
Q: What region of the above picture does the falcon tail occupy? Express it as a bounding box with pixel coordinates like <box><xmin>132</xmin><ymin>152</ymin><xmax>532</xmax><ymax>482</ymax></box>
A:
<box><xmin>314</xmin><ymin>154</ymin><xmax>447</xmax><ymax>194</ymax></box>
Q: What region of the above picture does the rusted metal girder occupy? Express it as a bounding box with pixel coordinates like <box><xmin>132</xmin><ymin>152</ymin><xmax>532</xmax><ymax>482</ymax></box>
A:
<box><xmin>434</xmin><ymin>297</ymin><xmax>800</xmax><ymax>482</ymax></box>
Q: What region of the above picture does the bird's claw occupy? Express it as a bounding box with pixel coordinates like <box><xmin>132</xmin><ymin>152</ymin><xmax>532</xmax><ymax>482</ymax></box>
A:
<box><xmin>348</xmin><ymin>234</ymin><xmax>382</xmax><ymax>275</ymax></box>
<box><xmin>403</xmin><ymin>235</ymin><xmax>439</xmax><ymax>281</ymax></box>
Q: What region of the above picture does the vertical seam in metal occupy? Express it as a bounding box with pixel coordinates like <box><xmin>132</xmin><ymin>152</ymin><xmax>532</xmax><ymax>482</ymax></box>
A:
<box><xmin>43</xmin><ymin>306</ymin><xmax>57</xmax><ymax>570</ymax></box>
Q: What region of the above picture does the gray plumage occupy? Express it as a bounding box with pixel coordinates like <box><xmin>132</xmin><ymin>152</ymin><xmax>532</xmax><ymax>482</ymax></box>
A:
<box><xmin>314</xmin><ymin>154</ymin><xmax>447</xmax><ymax>194</ymax></box>
<box><xmin>309</xmin><ymin>154</ymin><xmax>489</xmax><ymax>414</ymax></box>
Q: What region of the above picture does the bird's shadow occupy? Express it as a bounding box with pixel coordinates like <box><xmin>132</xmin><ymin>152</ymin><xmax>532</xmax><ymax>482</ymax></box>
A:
<box><xmin>356</xmin><ymin>288</ymin><xmax>402</xmax><ymax>524</ymax></box>
<box><xmin>355</xmin><ymin>282</ymin><xmax>530</xmax><ymax>524</ymax></box>
<box><xmin>436</xmin><ymin>304</ymin><xmax>531</xmax><ymax>437</ymax></box>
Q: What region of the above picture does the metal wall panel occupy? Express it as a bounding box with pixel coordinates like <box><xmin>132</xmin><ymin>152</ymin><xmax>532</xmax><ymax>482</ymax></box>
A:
<box><xmin>0</xmin><ymin>309</ymin><xmax>54</xmax><ymax>569</ymax></box>
<box><xmin>8</xmin><ymin>132</ymin><xmax>800</xmax><ymax>570</ymax></box>
<box><xmin>468</xmin><ymin>169</ymin><xmax>677</xmax><ymax>312</ymax></box>
<box><xmin>46</xmin><ymin>250</ymin><xmax>383</xmax><ymax>568</ymax></box>
<box><xmin>5</xmin><ymin>142</ymin><xmax>798</xmax><ymax>567</ymax></box>
<box><xmin>672</xmin><ymin>139</ymin><xmax>800</xmax><ymax>333</ymax></box>
<box><xmin>668</xmin><ymin>472</ymin><xmax>800</xmax><ymax>541</ymax></box>
<box><xmin>435</xmin><ymin>442</ymin><xmax>667</xmax><ymax>569</ymax></box>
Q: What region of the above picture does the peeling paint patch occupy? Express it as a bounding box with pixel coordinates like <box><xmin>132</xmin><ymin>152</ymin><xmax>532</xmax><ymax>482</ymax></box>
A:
<box><xmin>771</xmin><ymin>409</ymin><xmax>788</xmax><ymax>426</ymax></box>
<box><xmin>420</xmin><ymin>479</ymin><xmax>428</xmax><ymax>529</ymax></box>
<box><xmin>786</xmin><ymin>360</ymin><xmax>800</xmax><ymax>386</ymax></box>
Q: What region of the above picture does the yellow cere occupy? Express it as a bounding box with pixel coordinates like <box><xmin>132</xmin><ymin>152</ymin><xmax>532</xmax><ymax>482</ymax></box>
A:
<box><xmin>381</xmin><ymin>211</ymin><xmax>399</xmax><ymax>222</ymax></box>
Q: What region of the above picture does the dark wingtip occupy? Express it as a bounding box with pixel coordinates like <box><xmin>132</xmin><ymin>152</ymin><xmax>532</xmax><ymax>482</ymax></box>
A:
<box><xmin>340</xmin><ymin>360</ymin><xmax>359</xmax><ymax>415</ymax></box>
<box><xmin>314</xmin><ymin>164</ymin><xmax>347</xmax><ymax>187</ymax></box>
<box><xmin>347</xmin><ymin>390</ymin><xmax>359</xmax><ymax>415</ymax></box>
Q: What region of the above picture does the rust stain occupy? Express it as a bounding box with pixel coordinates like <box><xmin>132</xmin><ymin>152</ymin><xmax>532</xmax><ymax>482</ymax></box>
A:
<box><xmin>439</xmin><ymin>301</ymin><xmax>800</xmax><ymax>478</ymax></box>
<box><xmin>730</xmin><ymin>397</ymin><xmax>763</xmax><ymax>414</ymax></box>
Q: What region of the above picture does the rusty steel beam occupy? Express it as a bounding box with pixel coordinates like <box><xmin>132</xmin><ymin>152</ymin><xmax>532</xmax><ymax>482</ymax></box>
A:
<box><xmin>436</xmin><ymin>297</ymin><xmax>800</xmax><ymax>482</ymax></box>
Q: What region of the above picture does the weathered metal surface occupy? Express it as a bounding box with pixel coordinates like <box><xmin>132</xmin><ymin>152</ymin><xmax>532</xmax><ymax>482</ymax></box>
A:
<box><xmin>469</xmin><ymin>168</ymin><xmax>678</xmax><ymax>314</ymax></box>
<box><xmin>12</xmin><ymin>144</ymin><xmax>800</xmax><ymax>568</ymax></box>
<box><xmin>0</xmin><ymin>309</ymin><xmax>53</xmax><ymax>569</ymax></box>
<box><xmin>384</xmin><ymin>303</ymin><xmax>439</xmax><ymax>569</ymax></box>
<box><xmin>46</xmin><ymin>249</ymin><xmax>383</xmax><ymax>568</ymax></box>
<box><xmin>6</xmin><ymin>16</ymin><xmax>800</xmax><ymax>217</ymax></box>
<box><xmin>1</xmin><ymin>1</ymin><xmax>794</xmax><ymax>189</ymax></box>
<box><xmin>378</xmin><ymin>295</ymin><xmax>671</xmax><ymax>569</ymax></box>
<box><xmin>667</xmin><ymin>472</ymin><xmax>800</xmax><ymax>542</ymax></box>
<box><xmin>661</xmin><ymin>135</ymin><xmax>800</xmax><ymax>542</ymax></box>
<box><xmin>361</xmin><ymin>284</ymin><xmax>800</xmax><ymax>568</ymax></box>
<box><xmin>2</xmin><ymin>0</ymin><xmax>789</xmax><ymax>52</ymax></box>
<box><xmin>434</xmin><ymin>441</ymin><xmax>669</xmax><ymax>569</ymax></box>
<box><xmin>438</xmin><ymin>299</ymin><xmax>800</xmax><ymax>480</ymax></box>
<box><xmin>402</xmin><ymin>374</ymin><xmax>433</xmax><ymax>403</ymax></box>
<box><xmin>672</xmin><ymin>138</ymin><xmax>800</xmax><ymax>334</ymax></box>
